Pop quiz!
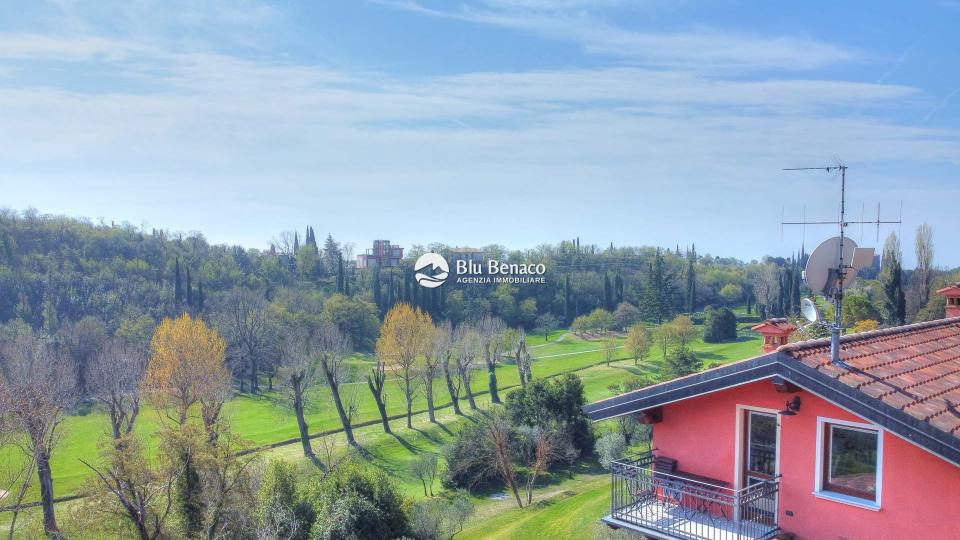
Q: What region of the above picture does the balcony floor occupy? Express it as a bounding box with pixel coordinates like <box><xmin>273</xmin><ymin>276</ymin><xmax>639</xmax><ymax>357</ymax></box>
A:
<box><xmin>604</xmin><ymin>500</ymin><xmax>778</xmax><ymax>540</ymax></box>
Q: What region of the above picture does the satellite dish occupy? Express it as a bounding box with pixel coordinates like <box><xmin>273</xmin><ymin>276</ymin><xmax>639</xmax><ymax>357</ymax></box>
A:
<box><xmin>804</xmin><ymin>236</ymin><xmax>861</xmax><ymax>296</ymax></box>
<box><xmin>801</xmin><ymin>298</ymin><xmax>821</xmax><ymax>323</ymax></box>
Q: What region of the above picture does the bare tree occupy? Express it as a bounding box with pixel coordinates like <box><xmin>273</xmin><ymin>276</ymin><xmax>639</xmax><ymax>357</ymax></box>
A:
<box><xmin>454</xmin><ymin>324</ymin><xmax>481</xmax><ymax>411</ymax></box>
<box><xmin>421</xmin><ymin>321</ymin><xmax>449</xmax><ymax>423</ymax></box>
<box><xmin>751</xmin><ymin>264</ymin><xmax>780</xmax><ymax>320</ymax></box>
<box><xmin>88</xmin><ymin>338</ymin><xmax>146</xmax><ymax>440</ymax></box>
<box><xmin>485</xmin><ymin>411</ymin><xmax>522</xmax><ymax>508</ymax></box>
<box><xmin>411</xmin><ymin>453</ymin><xmax>439</xmax><ymax>496</ymax></box>
<box><xmin>435</xmin><ymin>321</ymin><xmax>461</xmax><ymax>416</ymax></box>
<box><xmin>314</xmin><ymin>324</ymin><xmax>357</xmax><ymax>447</ymax></box>
<box><xmin>57</xmin><ymin>315</ymin><xmax>107</xmax><ymax>395</ymax></box>
<box><xmin>0</xmin><ymin>333</ymin><xmax>76</xmax><ymax>535</ymax></box>
<box><xmin>218</xmin><ymin>288</ymin><xmax>272</xmax><ymax>394</ymax></box>
<box><xmin>1</xmin><ymin>431</ymin><xmax>34</xmax><ymax>540</ymax></box>
<box><xmin>516</xmin><ymin>426</ymin><xmax>572</xmax><ymax>505</ymax></box>
<box><xmin>477</xmin><ymin>316</ymin><xmax>506</xmax><ymax>404</ymax></box>
<box><xmin>914</xmin><ymin>223</ymin><xmax>935</xmax><ymax>308</ymax></box>
<box><xmin>367</xmin><ymin>354</ymin><xmax>392</xmax><ymax>434</ymax></box>
<box><xmin>200</xmin><ymin>434</ymin><xmax>260</xmax><ymax>540</ymax></box>
<box><xmin>79</xmin><ymin>436</ymin><xmax>180</xmax><ymax>540</ymax></box>
<box><xmin>277</xmin><ymin>327</ymin><xmax>320</xmax><ymax>461</ymax></box>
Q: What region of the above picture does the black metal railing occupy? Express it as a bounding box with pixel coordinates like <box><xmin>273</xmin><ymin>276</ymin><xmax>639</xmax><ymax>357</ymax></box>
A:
<box><xmin>610</xmin><ymin>452</ymin><xmax>780</xmax><ymax>540</ymax></box>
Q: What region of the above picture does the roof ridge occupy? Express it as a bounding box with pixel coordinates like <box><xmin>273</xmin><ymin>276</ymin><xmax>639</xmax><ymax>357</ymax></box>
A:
<box><xmin>778</xmin><ymin>316</ymin><xmax>960</xmax><ymax>355</ymax></box>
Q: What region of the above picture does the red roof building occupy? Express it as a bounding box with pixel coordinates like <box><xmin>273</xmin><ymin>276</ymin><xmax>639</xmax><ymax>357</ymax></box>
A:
<box><xmin>937</xmin><ymin>282</ymin><xmax>960</xmax><ymax>319</ymax></box>
<box><xmin>586</xmin><ymin>309</ymin><xmax>960</xmax><ymax>539</ymax></box>
<box><xmin>751</xmin><ymin>318</ymin><xmax>797</xmax><ymax>353</ymax></box>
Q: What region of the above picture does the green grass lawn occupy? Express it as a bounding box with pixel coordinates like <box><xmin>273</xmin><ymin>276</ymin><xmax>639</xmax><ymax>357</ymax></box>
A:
<box><xmin>1</xmin><ymin>323</ymin><xmax>762</xmax><ymax>538</ymax></box>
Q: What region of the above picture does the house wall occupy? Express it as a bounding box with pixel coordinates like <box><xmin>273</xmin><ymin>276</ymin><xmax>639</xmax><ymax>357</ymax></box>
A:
<box><xmin>653</xmin><ymin>378</ymin><xmax>960</xmax><ymax>540</ymax></box>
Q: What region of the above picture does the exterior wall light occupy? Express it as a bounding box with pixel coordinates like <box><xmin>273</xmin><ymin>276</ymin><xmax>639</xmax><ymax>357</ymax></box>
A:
<box><xmin>780</xmin><ymin>395</ymin><xmax>802</xmax><ymax>416</ymax></box>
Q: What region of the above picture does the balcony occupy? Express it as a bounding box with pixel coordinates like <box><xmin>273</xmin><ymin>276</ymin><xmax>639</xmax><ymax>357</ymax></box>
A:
<box><xmin>604</xmin><ymin>452</ymin><xmax>780</xmax><ymax>540</ymax></box>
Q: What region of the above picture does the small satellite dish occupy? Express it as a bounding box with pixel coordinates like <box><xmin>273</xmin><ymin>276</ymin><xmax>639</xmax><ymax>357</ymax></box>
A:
<box><xmin>801</xmin><ymin>298</ymin><xmax>821</xmax><ymax>323</ymax></box>
<box><xmin>805</xmin><ymin>236</ymin><xmax>863</xmax><ymax>296</ymax></box>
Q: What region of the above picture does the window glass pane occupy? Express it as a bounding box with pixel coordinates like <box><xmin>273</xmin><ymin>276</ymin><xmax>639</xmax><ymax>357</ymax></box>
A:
<box><xmin>748</xmin><ymin>413</ymin><xmax>777</xmax><ymax>475</ymax></box>
<box><xmin>829</xmin><ymin>426</ymin><xmax>878</xmax><ymax>497</ymax></box>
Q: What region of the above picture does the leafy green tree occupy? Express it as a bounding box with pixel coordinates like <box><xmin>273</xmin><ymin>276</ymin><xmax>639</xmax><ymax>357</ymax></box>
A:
<box><xmin>718</xmin><ymin>283</ymin><xmax>743</xmax><ymax>306</ymax></box>
<box><xmin>642</xmin><ymin>248</ymin><xmax>676</xmax><ymax>324</ymax></box>
<box><xmin>841</xmin><ymin>294</ymin><xmax>883</xmax><ymax>328</ymax></box>
<box><xmin>306</xmin><ymin>464</ymin><xmax>409</xmax><ymax>540</ymax></box>
<box><xmin>321</xmin><ymin>294</ymin><xmax>379</xmax><ymax>352</ymax></box>
<box><xmin>586</xmin><ymin>308</ymin><xmax>614</xmax><ymax>333</ymax></box>
<box><xmin>703</xmin><ymin>306</ymin><xmax>737</xmax><ymax>343</ymax></box>
<box><xmin>663</xmin><ymin>345</ymin><xmax>700</xmax><ymax>378</ymax></box>
<box><xmin>504</xmin><ymin>373</ymin><xmax>594</xmax><ymax>456</ymax></box>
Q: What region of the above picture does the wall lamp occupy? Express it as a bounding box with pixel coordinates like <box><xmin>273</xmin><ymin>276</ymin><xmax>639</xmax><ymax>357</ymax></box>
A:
<box><xmin>779</xmin><ymin>395</ymin><xmax>802</xmax><ymax>416</ymax></box>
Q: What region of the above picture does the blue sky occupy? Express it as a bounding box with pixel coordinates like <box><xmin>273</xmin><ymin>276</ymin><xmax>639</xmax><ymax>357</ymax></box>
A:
<box><xmin>0</xmin><ymin>1</ymin><xmax>958</xmax><ymax>266</ymax></box>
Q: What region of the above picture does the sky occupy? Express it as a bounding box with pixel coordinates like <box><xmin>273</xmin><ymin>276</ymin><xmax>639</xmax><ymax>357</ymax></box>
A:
<box><xmin>0</xmin><ymin>1</ymin><xmax>958</xmax><ymax>267</ymax></box>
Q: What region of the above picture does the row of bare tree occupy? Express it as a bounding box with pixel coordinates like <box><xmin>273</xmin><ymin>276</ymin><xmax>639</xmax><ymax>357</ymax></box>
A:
<box><xmin>366</xmin><ymin>305</ymin><xmax>534</xmax><ymax>436</ymax></box>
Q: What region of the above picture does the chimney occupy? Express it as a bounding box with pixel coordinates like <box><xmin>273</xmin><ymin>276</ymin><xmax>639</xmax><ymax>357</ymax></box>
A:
<box><xmin>937</xmin><ymin>283</ymin><xmax>960</xmax><ymax>319</ymax></box>
<box><xmin>751</xmin><ymin>318</ymin><xmax>797</xmax><ymax>353</ymax></box>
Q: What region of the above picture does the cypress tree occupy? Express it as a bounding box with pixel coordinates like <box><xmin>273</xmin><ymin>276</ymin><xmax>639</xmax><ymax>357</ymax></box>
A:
<box><xmin>197</xmin><ymin>278</ymin><xmax>204</xmax><ymax>312</ymax></box>
<box><xmin>337</xmin><ymin>251</ymin><xmax>345</xmax><ymax>293</ymax></box>
<box><xmin>686</xmin><ymin>245</ymin><xmax>697</xmax><ymax>314</ymax></box>
<box><xmin>615</xmin><ymin>271</ymin><xmax>624</xmax><ymax>305</ymax></box>
<box><xmin>373</xmin><ymin>266</ymin><xmax>382</xmax><ymax>313</ymax></box>
<box><xmin>174</xmin><ymin>257</ymin><xmax>183</xmax><ymax>309</ymax></box>
<box><xmin>603</xmin><ymin>273</ymin><xmax>613</xmax><ymax>311</ymax></box>
<box><xmin>882</xmin><ymin>234</ymin><xmax>907</xmax><ymax>326</ymax></box>
<box><xmin>388</xmin><ymin>275</ymin><xmax>395</xmax><ymax>308</ymax></box>
<box><xmin>186</xmin><ymin>267</ymin><xmax>193</xmax><ymax>308</ymax></box>
<box><xmin>293</xmin><ymin>231</ymin><xmax>299</xmax><ymax>254</ymax></box>
<box><xmin>564</xmin><ymin>274</ymin><xmax>571</xmax><ymax>323</ymax></box>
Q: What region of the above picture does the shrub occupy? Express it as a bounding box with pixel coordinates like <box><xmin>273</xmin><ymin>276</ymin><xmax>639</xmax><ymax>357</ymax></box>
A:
<box><xmin>595</xmin><ymin>432</ymin><xmax>627</xmax><ymax>470</ymax></box>
<box><xmin>256</xmin><ymin>459</ymin><xmax>315</xmax><ymax>540</ymax></box>
<box><xmin>663</xmin><ymin>346</ymin><xmax>700</xmax><ymax>378</ymax></box>
<box><xmin>409</xmin><ymin>492</ymin><xmax>474</xmax><ymax>540</ymax></box>
<box><xmin>304</xmin><ymin>464</ymin><xmax>409</xmax><ymax>540</ymax></box>
<box><xmin>442</xmin><ymin>420</ymin><xmax>501</xmax><ymax>490</ymax></box>
<box><xmin>702</xmin><ymin>306</ymin><xmax>737</xmax><ymax>343</ymax></box>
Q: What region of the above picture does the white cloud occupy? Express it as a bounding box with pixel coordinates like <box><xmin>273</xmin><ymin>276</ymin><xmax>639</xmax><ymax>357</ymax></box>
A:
<box><xmin>376</xmin><ymin>0</ymin><xmax>857</xmax><ymax>70</ymax></box>
<box><xmin>0</xmin><ymin>33</ymin><xmax>144</xmax><ymax>60</ymax></box>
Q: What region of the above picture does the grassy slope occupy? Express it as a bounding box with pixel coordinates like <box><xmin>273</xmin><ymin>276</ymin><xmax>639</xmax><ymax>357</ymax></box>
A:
<box><xmin>2</xmin><ymin>325</ymin><xmax>762</xmax><ymax>539</ymax></box>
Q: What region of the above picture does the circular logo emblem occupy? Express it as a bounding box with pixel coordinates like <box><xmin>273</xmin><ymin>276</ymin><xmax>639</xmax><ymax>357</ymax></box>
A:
<box><xmin>414</xmin><ymin>252</ymin><xmax>449</xmax><ymax>288</ymax></box>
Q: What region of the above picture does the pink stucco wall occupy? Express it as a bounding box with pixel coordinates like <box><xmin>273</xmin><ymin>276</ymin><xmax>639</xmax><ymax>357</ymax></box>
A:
<box><xmin>653</xmin><ymin>379</ymin><xmax>960</xmax><ymax>539</ymax></box>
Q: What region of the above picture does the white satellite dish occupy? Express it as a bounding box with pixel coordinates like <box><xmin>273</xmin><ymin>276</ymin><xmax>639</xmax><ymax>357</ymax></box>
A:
<box><xmin>801</xmin><ymin>298</ymin><xmax>821</xmax><ymax>323</ymax></box>
<box><xmin>804</xmin><ymin>236</ymin><xmax>865</xmax><ymax>296</ymax></box>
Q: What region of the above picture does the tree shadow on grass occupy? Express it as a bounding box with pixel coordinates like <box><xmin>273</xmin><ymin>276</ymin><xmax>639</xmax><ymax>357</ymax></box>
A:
<box><xmin>409</xmin><ymin>426</ymin><xmax>444</xmax><ymax>446</ymax></box>
<box><xmin>387</xmin><ymin>432</ymin><xmax>418</xmax><ymax>454</ymax></box>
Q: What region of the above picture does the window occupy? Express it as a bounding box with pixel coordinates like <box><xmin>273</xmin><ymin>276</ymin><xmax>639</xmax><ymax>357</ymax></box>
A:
<box><xmin>817</xmin><ymin>420</ymin><xmax>881</xmax><ymax>506</ymax></box>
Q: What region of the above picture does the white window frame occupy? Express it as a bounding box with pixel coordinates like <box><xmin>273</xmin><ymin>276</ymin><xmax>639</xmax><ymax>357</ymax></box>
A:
<box><xmin>814</xmin><ymin>416</ymin><xmax>883</xmax><ymax>511</ymax></box>
<box><xmin>734</xmin><ymin>405</ymin><xmax>781</xmax><ymax>490</ymax></box>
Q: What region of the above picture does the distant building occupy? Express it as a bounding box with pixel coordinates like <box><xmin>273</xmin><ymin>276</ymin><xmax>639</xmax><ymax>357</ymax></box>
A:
<box><xmin>448</xmin><ymin>246</ymin><xmax>485</xmax><ymax>264</ymax></box>
<box><xmin>356</xmin><ymin>240</ymin><xmax>403</xmax><ymax>269</ymax></box>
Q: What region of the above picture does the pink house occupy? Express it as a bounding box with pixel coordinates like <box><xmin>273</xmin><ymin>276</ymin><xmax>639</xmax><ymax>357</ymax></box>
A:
<box><xmin>586</xmin><ymin>301</ymin><xmax>960</xmax><ymax>539</ymax></box>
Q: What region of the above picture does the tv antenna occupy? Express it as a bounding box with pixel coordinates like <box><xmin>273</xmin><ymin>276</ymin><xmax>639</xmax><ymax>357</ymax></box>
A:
<box><xmin>781</xmin><ymin>164</ymin><xmax>901</xmax><ymax>365</ymax></box>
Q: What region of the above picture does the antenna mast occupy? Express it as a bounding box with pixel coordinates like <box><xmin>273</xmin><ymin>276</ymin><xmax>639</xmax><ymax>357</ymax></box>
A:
<box><xmin>782</xmin><ymin>165</ymin><xmax>900</xmax><ymax>364</ymax></box>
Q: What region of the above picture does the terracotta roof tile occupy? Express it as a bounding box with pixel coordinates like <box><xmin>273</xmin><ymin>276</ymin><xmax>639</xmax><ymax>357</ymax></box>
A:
<box><xmin>779</xmin><ymin>317</ymin><xmax>960</xmax><ymax>442</ymax></box>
